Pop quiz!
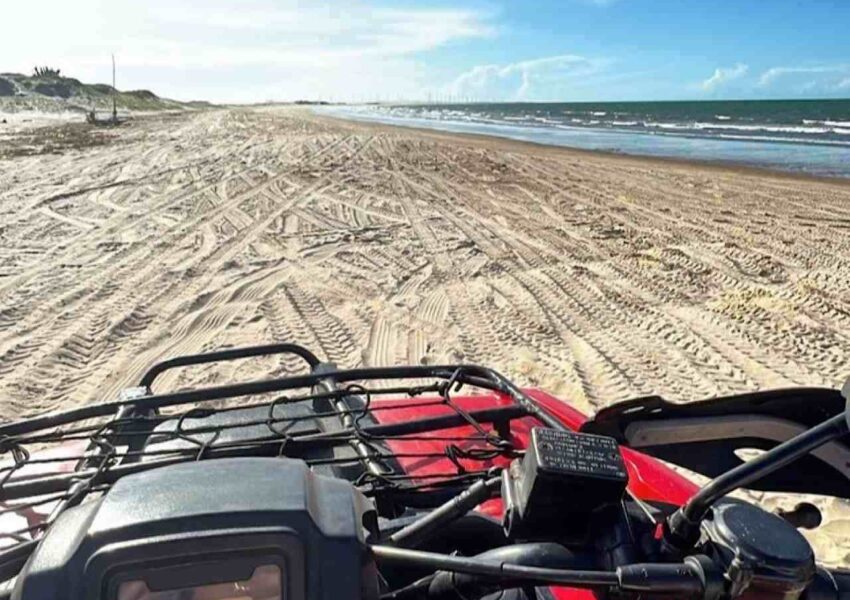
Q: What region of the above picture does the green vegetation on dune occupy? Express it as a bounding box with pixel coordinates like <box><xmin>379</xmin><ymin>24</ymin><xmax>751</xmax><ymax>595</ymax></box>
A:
<box><xmin>0</xmin><ymin>70</ymin><xmax>211</xmax><ymax>112</ymax></box>
<box><xmin>0</xmin><ymin>77</ymin><xmax>15</xmax><ymax>97</ymax></box>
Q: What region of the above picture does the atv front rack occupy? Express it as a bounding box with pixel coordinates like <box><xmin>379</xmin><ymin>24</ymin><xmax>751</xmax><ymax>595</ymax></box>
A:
<box><xmin>0</xmin><ymin>343</ymin><xmax>563</xmax><ymax>582</ymax></box>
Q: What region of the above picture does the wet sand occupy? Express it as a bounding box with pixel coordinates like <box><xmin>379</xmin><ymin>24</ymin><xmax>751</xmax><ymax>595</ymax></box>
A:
<box><xmin>1</xmin><ymin>106</ymin><xmax>849</xmax><ymax>562</ymax></box>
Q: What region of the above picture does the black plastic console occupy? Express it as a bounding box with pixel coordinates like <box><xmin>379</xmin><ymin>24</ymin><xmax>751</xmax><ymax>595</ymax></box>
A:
<box><xmin>12</xmin><ymin>458</ymin><xmax>378</xmax><ymax>600</ymax></box>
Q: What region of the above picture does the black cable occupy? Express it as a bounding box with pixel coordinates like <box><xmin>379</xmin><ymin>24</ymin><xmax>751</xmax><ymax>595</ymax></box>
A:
<box><xmin>380</xmin><ymin>575</ymin><xmax>435</xmax><ymax>600</ymax></box>
<box><xmin>0</xmin><ymin>540</ymin><xmax>38</xmax><ymax>583</ymax></box>
<box><xmin>374</xmin><ymin>546</ymin><xmax>715</xmax><ymax>598</ymax></box>
<box><xmin>388</xmin><ymin>477</ymin><xmax>501</xmax><ymax>548</ymax></box>
<box><xmin>370</xmin><ymin>545</ymin><xmax>619</xmax><ymax>588</ymax></box>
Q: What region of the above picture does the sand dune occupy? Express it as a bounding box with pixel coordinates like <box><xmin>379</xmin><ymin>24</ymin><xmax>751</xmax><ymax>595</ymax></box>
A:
<box><xmin>1</xmin><ymin>106</ymin><xmax>849</xmax><ymax>562</ymax></box>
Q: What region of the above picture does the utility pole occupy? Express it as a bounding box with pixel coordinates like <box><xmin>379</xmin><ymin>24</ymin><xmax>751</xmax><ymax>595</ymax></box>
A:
<box><xmin>111</xmin><ymin>54</ymin><xmax>117</xmax><ymax>124</ymax></box>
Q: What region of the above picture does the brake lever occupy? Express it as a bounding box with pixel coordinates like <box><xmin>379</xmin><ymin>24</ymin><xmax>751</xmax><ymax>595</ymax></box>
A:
<box><xmin>776</xmin><ymin>502</ymin><xmax>822</xmax><ymax>530</ymax></box>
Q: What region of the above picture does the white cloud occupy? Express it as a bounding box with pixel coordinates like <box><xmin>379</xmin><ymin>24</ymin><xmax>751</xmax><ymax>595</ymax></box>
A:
<box><xmin>701</xmin><ymin>63</ymin><xmax>748</xmax><ymax>91</ymax></box>
<box><xmin>446</xmin><ymin>54</ymin><xmax>609</xmax><ymax>101</ymax></box>
<box><xmin>757</xmin><ymin>65</ymin><xmax>848</xmax><ymax>86</ymax></box>
<box><xmin>1</xmin><ymin>0</ymin><xmax>494</xmax><ymax>102</ymax></box>
<box><xmin>754</xmin><ymin>64</ymin><xmax>850</xmax><ymax>96</ymax></box>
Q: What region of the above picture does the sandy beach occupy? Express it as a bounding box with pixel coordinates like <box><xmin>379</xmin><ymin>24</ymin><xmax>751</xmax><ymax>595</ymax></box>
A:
<box><xmin>1</xmin><ymin>106</ymin><xmax>849</xmax><ymax>561</ymax></box>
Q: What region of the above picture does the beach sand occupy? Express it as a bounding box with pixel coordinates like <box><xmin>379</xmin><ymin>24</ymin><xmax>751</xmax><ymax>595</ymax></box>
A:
<box><xmin>1</xmin><ymin>106</ymin><xmax>849</xmax><ymax>563</ymax></box>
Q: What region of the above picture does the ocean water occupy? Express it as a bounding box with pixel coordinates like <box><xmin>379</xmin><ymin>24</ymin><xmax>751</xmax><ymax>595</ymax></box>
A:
<box><xmin>320</xmin><ymin>100</ymin><xmax>850</xmax><ymax>178</ymax></box>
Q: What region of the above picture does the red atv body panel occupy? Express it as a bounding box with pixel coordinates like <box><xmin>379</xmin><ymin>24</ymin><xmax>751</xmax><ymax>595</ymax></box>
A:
<box><xmin>372</xmin><ymin>389</ymin><xmax>698</xmax><ymax>504</ymax></box>
<box><xmin>371</xmin><ymin>389</ymin><xmax>700</xmax><ymax>600</ymax></box>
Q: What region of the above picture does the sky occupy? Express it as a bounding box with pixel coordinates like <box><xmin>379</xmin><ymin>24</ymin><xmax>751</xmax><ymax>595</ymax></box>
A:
<box><xmin>3</xmin><ymin>0</ymin><xmax>850</xmax><ymax>103</ymax></box>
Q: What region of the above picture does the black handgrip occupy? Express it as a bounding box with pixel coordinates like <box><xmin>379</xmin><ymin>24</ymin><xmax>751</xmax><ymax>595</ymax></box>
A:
<box><xmin>807</xmin><ymin>568</ymin><xmax>850</xmax><ymax>600</ymax></box>
<box><xmin>617</xmin><ymin>556</ymin><xmax>723</xmax><ymax>599</ymax></box>
<box><xmin>139</xmin><ymin>343</ymin><xmax>322</xmax><ymax>389</ymax></box>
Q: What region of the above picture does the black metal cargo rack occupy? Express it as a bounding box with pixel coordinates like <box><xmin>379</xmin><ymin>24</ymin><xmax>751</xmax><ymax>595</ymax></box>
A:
<box><xmin>0</xmin><ymin>343</ymin><xmax>562</xmax><ymax>583</ymax></box>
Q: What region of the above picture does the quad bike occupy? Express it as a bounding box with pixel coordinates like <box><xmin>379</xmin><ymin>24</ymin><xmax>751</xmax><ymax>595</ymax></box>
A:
<box><xmin>0</xmin><ymin>342</ymin><xmax>848</xmax><ymax>600</ymax></box>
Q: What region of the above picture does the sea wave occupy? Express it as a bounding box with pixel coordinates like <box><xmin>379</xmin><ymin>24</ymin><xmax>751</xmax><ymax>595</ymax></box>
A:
<box><xmin>639</xmin><ymin>121</ymin><xmax>843</xmax><ymax>135</ymax></box>
<box><xmin>337</xmin><ymin>105</ymin><xmax>850</xmax><ymax>146</ymax></box>
<box><xmin>532</xmin><ymin>116</ymin><xmax>560</xmax><ymax>125</ymax></box>
<box><xmin>317</xmin><ymin>104</ymin><xmax>850</xmax><ymax>177</ymax></box>
<box><xmin>695</xmin><ymin>122</ymin><xmax>831</xmax><ymax>134</ymax></box>
<box><xmin>712</xmin><ymin>133</ymin><xmax>850</xmax><ymax>147</ymax></box>
<box><xmin>803</xmin><ymin>119</ymin><xmax>850</xmax><ymax>127</ymax></box>
<box><xmin>644</xmin><ymin>122</ymin><xmax>690</xmax><ymax>130</ymax></box>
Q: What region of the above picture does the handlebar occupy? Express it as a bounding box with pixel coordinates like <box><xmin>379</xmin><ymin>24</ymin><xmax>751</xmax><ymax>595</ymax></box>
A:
<box><xmin>371</xmin><ymin>545</ymin><xmax>724</xmax><ymax>598</ymax></box>
<box><xmin>665</xmin><ymin>412</ymin><xmax>849</xmax><ymax>552</ymax></box>
<box><xmin>373</xmin><ymin>543</ymin><xmax>850</xmax><ymax>600</ymax></box>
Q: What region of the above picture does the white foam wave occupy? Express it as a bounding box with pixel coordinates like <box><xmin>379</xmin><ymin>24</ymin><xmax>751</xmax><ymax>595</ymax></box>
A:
<box><xmin>644</xmin><ymin>121</ymin><xmax>690</xmax><ymax>130</ymax></box>
<box><xmin>802</xmin><ymin>119</ymin><xmax>850</xmax><ymax>127</ymax></box>
<box><xmin>693</xmin><ymin>122</ymin><xmax>830</xmax><ymax>134</ymax></box>
<box><xmin>530</xmin><ymin>116</ymin><xmax>560</xmax><ymax>125</ymax></box>
<box><xmin>713</xmin><ymin>133</ymin><xmax>850</xmax><ymax>147</ymax></box>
